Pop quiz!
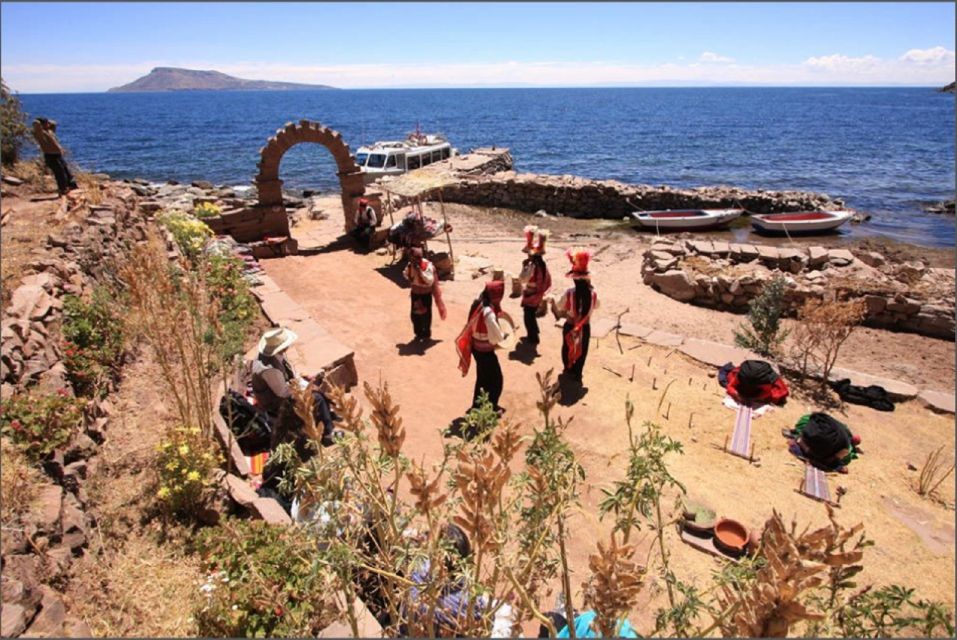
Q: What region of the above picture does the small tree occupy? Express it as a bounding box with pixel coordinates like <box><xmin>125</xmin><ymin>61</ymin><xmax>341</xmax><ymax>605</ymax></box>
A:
<box><xmin>1</xmin><ymin>78</ymin><xmax>30</xmax><ymax>167</ymax></box>
<box><xmin>789</xmin><ymin>298</ymin><xmax>866</xmax><ymax>388</ymax></box>
<box><xmin>734</xmin><ymin>276</ymin><xmax>791</xmax><ymax>357</ymax></box>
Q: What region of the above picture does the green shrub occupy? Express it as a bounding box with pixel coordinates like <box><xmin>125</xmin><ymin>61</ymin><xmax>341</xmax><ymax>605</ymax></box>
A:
<box><xmin>734</xmin><ymin>275</ymin><xmax>791</xmax><ymax>357</ymax></box>
<box><xmin>193</xmin><ymin>202</ymin><xmax>222</xmax><ymax>219</ymax></box>
<box><xmin>155</xmin><ymin>425</ymin><xmax>220</xmax><ymax>518</ymax></box>
<box><xmin>0</xmin><ymin>391</ymin><xmax>85</xmax><ymax>461</ymax></box>
<box><xmin>201</xmin><ymin>254</ymin><xmax>257</xmax><ymax>360</ymax></box>
<box><xmin>1</xmin><ymin>78</ymin><xmax>30</xmax><ymax>167</ymax></box>
<box><xmin>194</xmin><ymin>519</ymin><xmax>338</xmax><ymax>637</ymax></box>
<box><xmin>62</xmin><ymin>287</ymin><xmax>125</xmax><ymax>397</ymax></box>
<box><xmin>159</xmin><ymin>210</ymin><xmax>213</xmax><ymax>260</ymax></box>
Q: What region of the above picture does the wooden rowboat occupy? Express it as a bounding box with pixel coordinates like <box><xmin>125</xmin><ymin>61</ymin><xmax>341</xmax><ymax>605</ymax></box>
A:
<box><xmin>631</xmin><ymin>208</ymin><xmax>743</xmax><ymax>231</ymax></box>
<box><xmin>750</xmin><ymin>210</ymin><xmax>853</xmax><ymax>235</ymax></box>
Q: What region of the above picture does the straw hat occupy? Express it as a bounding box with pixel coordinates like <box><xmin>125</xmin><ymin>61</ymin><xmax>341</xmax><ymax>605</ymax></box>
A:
<box><xmin>258</xmin><ymin>327</ymin><xmax>298</xmax><ymax>357</ymax></box>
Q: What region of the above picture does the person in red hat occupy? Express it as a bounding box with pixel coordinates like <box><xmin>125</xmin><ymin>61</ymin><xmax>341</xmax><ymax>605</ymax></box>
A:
<box><xmin>519</xmin><ymin>226</ymin><xmax>552</xmax><ymax>346</ymax></box>
<box><xmin>351</xmin><ymin>197</ymin><xmax>378</xmax><ymax>251</ymax></box>
<box><xmin>455</xmin><ymin>280</ymin><xmax>513</xmax><ymax>413</ymax></box>
<box><xmin>404</xmin><ymin>247</ymin><xmax>447</xmax><ymax>341</ymax></box>
<box><xmin>553</xmin><ymin>247</ymin><xmax>599</xmax><ymax>384</ymax></box>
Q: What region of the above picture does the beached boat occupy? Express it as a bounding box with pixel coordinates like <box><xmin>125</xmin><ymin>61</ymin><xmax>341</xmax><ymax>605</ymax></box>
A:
<box><xmin>631</xmin><ymin>208</ymin><xmax>743</xmax><ymax>231</ymax></box>
<box><xmin>355</xmin><ymin>127</ymin><xmax>456</xmax><ymax>185</ymax></box>
<box><xmin>750</xmin><ymin>210</ymin><xmax>853</xmax><ymax>235</ymax></box>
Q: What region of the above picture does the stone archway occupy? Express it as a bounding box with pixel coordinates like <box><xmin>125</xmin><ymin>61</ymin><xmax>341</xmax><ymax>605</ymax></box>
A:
<box><xmin>255</xmin><ymin>120</ymin><xmax>366</xmax><ymax>230</ymax></box>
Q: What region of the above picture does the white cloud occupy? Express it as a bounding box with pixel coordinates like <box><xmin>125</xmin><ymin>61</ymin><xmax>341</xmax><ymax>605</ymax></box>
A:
<box><xmin>899</xmin><ymin>46</ymin><xmax>956</xmax><ymax>66</ymax></box>
<box><xmin>698</xmin><ymin>51</ymin><xmax>735</xmax><ymax>64</ymax></box>
<box><xmin>804</xmin><ymin>54</ymin><xmax>882</xmax><ymax>73</ymax></box>
<box><xmin>3</xmin><ymin>47</ymin><xmax>955</xmax><ymax>92</ymax></box>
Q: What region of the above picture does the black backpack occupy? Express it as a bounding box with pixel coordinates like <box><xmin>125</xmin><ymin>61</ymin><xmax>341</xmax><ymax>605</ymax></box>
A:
<box><xmin>219</xmin><ymin>390</ymin><xmax>272</xmax><ymax>455</ymax></box>
<box><xmin>801</xmin><ymin>413</ymin><xmax>851</xmax><ymax>460</ymax></box>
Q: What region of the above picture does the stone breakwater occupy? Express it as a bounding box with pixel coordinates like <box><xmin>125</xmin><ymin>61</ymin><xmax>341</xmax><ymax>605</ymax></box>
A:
<box><xmin>437</xmin><ymin>171</ymin><xmax>843</xmax><ymax>218</ymax></box>
<box><xmin>640</xmin><ymin>238</ymin><xmax>955</xmax><ymax>340</ymax></box>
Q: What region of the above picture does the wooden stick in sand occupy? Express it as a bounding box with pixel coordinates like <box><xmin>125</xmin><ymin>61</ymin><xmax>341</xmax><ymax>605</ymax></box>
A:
<box><xmin>614</xmin><ymin>308</ymin><xmax>629</xmax><ymax>354</ymax></box>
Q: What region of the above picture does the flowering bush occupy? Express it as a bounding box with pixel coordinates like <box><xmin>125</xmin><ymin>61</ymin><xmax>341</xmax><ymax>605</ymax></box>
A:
<box><xmin>194</xmin><ymin>519</ymin><xmax>338</xmax><ymax>637</ymax></box>
<box><xmin>159</xmin><ymin>210</ymin><xmax>213</xmax><ymax>260</ymax></box>
<box><xmin>201</xmin><ymin>254</ymin><xmax>257</xmax><ymax>360</ymax></box>
<box><xmin>62</xmin><ymin>287</ymin><xmax>125</xmax><ymax>397</ymax></box>
<box><xmin>155</xmin><ymin>425</ymin><xmax>220</xmax><ymax>518</ymax></box>
<box><xmin>193</xmin><ymin>202</ymin><xmax>223</xmax><ymax>219</ymax></box>
<box><xmin>0</xmin><ymin>390</ymin><xmax>85</xmax><ymax>461</ymax></box>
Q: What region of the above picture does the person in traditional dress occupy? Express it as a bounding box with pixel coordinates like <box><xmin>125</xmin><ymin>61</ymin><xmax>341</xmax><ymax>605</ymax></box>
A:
<box><xmin>455</xmin><ymin>280</ymin><xmax>513</xmax><ymax>413</ymax></box>
<box><xmin>519</xmin><ymin>225</ymin><xmax>552</xmax><ymax>345</ymax></box>
<box><xmin>351</xmin><ymin>197</ymin><xmax>378</xmax><ymax>251</ymax></box>
<box><xmin>403</xmin><ymin>247</ymin><xmax>447</xmax><ymax>341</ymax></box>
<box><xmin>552</xmin><ymin>248</ymin><xmax>599</xmax><ymax>384</ymax></box>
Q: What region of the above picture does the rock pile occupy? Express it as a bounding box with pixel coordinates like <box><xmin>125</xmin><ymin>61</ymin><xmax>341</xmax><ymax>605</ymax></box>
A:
<box><xmin>641</xmin><ymin>238</ymin><xmax>955</xmax><ymax>340</ymax></box>
<box><xmin>440</xmin><ymin>171</ymin><xmax>841</xmax><ymax>219</ymax></box>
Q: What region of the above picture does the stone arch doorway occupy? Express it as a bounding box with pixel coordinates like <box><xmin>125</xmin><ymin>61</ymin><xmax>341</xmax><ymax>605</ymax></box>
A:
<box><xmin>255</xmin><ymin>120</ymin><xmax>367</xmax><ymax>231</ymax></box>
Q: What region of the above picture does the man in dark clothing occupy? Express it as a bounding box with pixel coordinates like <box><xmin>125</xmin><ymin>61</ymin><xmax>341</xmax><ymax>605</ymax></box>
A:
<box><xmin>31</xmin><ymin>118</ymin><xmax>77</xmax><ymax>196</ymax></box>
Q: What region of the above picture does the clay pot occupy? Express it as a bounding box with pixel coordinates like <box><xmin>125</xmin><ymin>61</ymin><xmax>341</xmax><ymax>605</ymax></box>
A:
<box><xmin>714</xmin><ymin>517</ymin><xmax>750</xmax><ymax>555</ymax></box>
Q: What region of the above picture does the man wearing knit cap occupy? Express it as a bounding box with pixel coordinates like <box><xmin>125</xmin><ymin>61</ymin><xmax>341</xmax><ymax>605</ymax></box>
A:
<box><xmin>518</xmin><ymin>225</ymin><xmax>552</xmax><ymax>346</ymax></box>
<box><xmin>404</xmin><ymin>247</ymin><xmax>447</xmax><ymax>341</ymax></box>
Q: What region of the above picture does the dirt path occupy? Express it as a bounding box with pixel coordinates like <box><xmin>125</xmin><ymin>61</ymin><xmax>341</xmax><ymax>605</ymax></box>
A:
<box><xmin>262</xmin><ymin>203</ymin><xmax>956</xmax><ymax>623</ymax></box>
<box><xmin>62</xmin><ymin>352</ymin><xmax>204</xmax><ymax>636</ymax></box>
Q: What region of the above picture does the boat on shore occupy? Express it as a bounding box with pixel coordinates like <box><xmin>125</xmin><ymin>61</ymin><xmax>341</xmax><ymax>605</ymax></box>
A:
<box><xmin>750</xmin><ymin>210</ymin><xmax>854</xmax><ymax>235</ymax></box>
<box><xmin>355</xmin><ymin>127</ymin><xmax>456</xmax><ymax>185</ymax></box>
<box><xmin>631</xmin><ymin>208</ymin><xmax>743</xmax><ymax>231</ymax></box>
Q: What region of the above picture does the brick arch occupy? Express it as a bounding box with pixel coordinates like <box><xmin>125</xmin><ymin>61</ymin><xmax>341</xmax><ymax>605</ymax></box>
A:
<box><xmin>255</xmin><ymin>120</ymin><xmax>366</xmax><ymax>229</ymax></box>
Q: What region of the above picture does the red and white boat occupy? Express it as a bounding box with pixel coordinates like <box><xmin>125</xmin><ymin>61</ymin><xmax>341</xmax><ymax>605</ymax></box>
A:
<box><xmin>750</xmin><ymin>210</ymin><xmax>854</xmax><ymax>235</ymax></box>
<box><xmin>630</xmin><ymin>208</ymin><xmax>743</xmax><ymax>231</ymax></box>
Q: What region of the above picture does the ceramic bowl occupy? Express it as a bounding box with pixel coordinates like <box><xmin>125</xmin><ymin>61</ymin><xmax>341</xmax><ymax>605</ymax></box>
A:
<box><xmin>713</xmin><ymin>517</ymin><xmax>750</xmax><ymax>555</ymax></box>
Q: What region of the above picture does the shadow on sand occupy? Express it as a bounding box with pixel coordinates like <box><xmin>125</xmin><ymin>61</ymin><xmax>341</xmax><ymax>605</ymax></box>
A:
<box><xmin>507</xmin><ymin>339</ymin><xmax>540</xmax><ymax>365</ymax></box>
<box><xmin>375</xmin><ymin>262</ymin><xmax>410</xmax><ymax>288</ymax></box>
<box><xmin>297</xmin><ymin>233</ymin><xmax>357</xmax><ymax>256</ymax></box>
<box><xmin>396</xmin><ymin>338</ymin><xmax>442</xmax><ymax>356</ymax></box>
<box><xmin>557</xmin><ymin>374</ymin><xmax>589</xmax><ymax>406</ymax></box>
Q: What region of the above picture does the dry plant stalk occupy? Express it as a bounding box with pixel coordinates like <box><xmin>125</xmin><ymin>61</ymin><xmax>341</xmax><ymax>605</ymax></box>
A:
<box><xmin>120</xmin><ymin>233</ymin><xmax>224</xmax><ymax>438</ymax></box>
<box><xmin>917</xmin><ymin>446</ymin><xmax>955</xmax><ymax>497</ymax></box>
<box><xmin>364</xmin><ymin>381</ymin><xmax>406</xmax><ymax>457</ymax></box>
<box><xmin>789</xmin><ymin>298</ymin><xmax>866</xmax><ymax>385</ymax></box>
<box><xmin>326</xmin><ymin>383</ymin><xmax>365</xmax><ymax>435</ymax></box>
<box><xmin>582</xmin><ymin>533</ymin><xmax>645</xmax><ymax>637</ymax></box>
<box><xmin>718</xmin><ymin>506</ymin><xmax>864</xmax><ymax>637</ymax></box>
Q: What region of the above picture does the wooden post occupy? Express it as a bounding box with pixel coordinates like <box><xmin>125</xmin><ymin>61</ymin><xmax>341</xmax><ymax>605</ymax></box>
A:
<box><xmin>437</xmin><ymin>189</ymin><xmax>454</xmax><ymax>277</ymax></box>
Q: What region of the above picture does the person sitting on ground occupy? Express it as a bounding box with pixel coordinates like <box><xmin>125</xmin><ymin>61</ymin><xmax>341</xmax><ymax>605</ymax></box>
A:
<box><xmin>784</xmin><ymin>412</ymin><xmax>861</xmax><ymax>473</ymax></box>
<box><xmin>403</xmin><ymin>523</ymin><xmax>513</xmax><ymax>637</ymax></box>
<box><xmin>721</xmin><ymin>359</ymin><xmax>789</xmax><ymax>406</ymax></box>
<box><xmin>250</xmin><ymin>327</ymin><xmax>342</xmax><ymax>450</ymax></box>
<box><xmin>351</xmin><ymin>197</ymin><xmax>378</xmax><ymax>251</ymax></box>
<box><xmin>32</xmin><ymin>118</ymin><xmax>78</xmax><ymax>196</ymax></box>
<box><xmin>538</xmin><ymin>607</ymin><xmax>638</xmax><ymax>639</ymax></box>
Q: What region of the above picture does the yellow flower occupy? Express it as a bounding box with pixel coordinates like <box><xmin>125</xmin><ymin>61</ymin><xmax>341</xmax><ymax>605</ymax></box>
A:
<box><xmin>157</xmin><ymin>486</ymin><xmax>170</xmax><ymax>499</ymax></box>
<box><xmin>181</xmin><ymin>467</ymin><xmax>190</xmax><ymax>476</ymax></box>
<box><xmin>187</xmin><ymin>470</ymin><xmax>201</xmax><ymax>482</ymax></box>
<box><xmin>165</xmin><ymin>461</ymin><xmax>178</xmax><ymax>472</ymax></box>
<box><xmin>179</xmin><ymin>444</ymin><xmax>190</xmax><ymax>456</ymax></box>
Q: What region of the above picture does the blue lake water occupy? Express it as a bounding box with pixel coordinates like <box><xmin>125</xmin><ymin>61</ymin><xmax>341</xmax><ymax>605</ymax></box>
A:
<box><xmin>18</xmin><ymin>87</ymin><xmax>956</xmax><ymax>247</ymax></box>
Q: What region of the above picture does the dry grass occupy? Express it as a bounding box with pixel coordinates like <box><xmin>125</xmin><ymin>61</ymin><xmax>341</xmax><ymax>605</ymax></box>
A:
<box><xmin>917</xmin><ymin>446</ymin><xmax>956</xmax><ymax>499</ymax></box>
<box><xmin>0</xmin><ymin>437</ymin><xmax>43</xmax><ymax>523</ymax></box>
<box><xmin>68</xmin><ymin>534</ymin><xmax>203</xmax><ymax>637</ymax></box>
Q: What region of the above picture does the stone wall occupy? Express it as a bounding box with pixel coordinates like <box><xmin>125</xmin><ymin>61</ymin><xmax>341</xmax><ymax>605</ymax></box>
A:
<box><xmin>438</xmin><ymin>171</ymin><xmax>842</xmax><ymax>218</ymax></box>
<box><xmin>640</xmin><ymin>238</ymin><xmax>955</xmax><ymax>340</ymax></box>
<box><xmin>1</xmin><ymin>184</ymin><xmax>147</xmax><ymax>638</ymax></box>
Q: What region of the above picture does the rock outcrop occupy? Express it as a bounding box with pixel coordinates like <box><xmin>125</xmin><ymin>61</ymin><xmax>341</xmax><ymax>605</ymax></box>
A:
<box><xmin>640</xmin><ymin>238</ymin><xmax>955</xmax><ymax>340</ymax></box>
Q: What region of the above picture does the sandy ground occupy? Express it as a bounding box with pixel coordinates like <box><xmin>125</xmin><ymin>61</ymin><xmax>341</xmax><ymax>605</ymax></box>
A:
<box><xmin>261</xmin><ymin>200</ymin><xmax>956</xmax><ymax>627</ymax></box>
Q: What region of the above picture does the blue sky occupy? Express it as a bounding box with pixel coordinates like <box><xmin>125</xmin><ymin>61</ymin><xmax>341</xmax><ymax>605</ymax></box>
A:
<box><xmin>2</xmin><ymin>2</ymin><xmax>954</xmax><ymax>92</ymax></box>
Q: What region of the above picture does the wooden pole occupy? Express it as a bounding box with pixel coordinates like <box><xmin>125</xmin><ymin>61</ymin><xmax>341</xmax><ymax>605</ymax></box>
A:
<box><xmin>437</xmin><ymin>189</ymin><xmax>454</xmax><ymax>278</ymax></box>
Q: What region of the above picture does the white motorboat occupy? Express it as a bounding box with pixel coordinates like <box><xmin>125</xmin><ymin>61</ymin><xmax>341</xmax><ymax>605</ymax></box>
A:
<box><xmin>355</xmin><ymin>126</ymin><xmax>456</xmax><ymax>185</ymax></box>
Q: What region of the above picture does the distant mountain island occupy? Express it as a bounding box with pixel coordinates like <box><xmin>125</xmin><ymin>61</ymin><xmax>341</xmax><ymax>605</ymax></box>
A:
<box><xmin>940</xmin><ymin>81</ymin><xmax>956</xmax><ymax>94</ymax></box>
<box><xmin>108</xmin><ymin>67</ymin><xmax>336</xmax><ymax>92</ymax></box>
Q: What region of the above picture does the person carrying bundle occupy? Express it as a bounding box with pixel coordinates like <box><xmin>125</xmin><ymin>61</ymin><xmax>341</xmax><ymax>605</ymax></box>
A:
<box><xmin>552</xmin><ymin>248</ymin><xmax>599</xmax><ymax>384</ymax></box>
<box><xmin>403</xmin><ymin>247</ymin><xmax>446</xmax><ymax>341</ymax></box>
<box><xmin>519</xmin><ymin>225</ymin><xmax>552</xmax><ymax>345</ymax></box>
